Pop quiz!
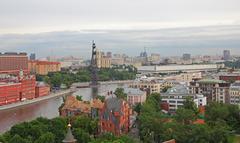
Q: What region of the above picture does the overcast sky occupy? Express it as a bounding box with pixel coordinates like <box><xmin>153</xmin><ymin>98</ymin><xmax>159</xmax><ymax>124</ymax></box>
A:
<box><xmin>0</xmin><ymin>0</ymin><xmax>240</xmax><ymax>59</ymax></box>
<box><xmin>0</xmin><ymin>0</ymin><xmax>240</xmax><ymax>33</ymax></box>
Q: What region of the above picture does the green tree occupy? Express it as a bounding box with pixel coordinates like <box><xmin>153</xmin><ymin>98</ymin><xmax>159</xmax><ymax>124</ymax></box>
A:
<box><xmin>114</xmin><ymin>88</ymin><xmax>127</xmax><ymax>99</ymax></box>
<box><xmin>76</xmin><ymin>95</ymin><xmax>83</xmax><ymax>101</ymax></box>
<box><xmin>182</xmin><ymin>97</ymin><xmax>199</xmax><ymax>115</ymax></box>
<box><xmin>133</xmin><ymin>103</ymin><xmax>142</xmax><ymax>114</ymax></box>
<box><xmin>34</xmin><ymin>132</ymin><xmax>55</xmax><ymax>143</ymax></box>
<box><xmin>175</xmin><ymin>108</ymin><xmax>197</xmax><ymax>125</ymax></box>
<box><xmin>9</xmin><ymin>135</ymin><xmax>28</xmax><ymax>143</ymax></box>
<box><xmin>73</xmin><ymin>128</ymin><xmax>91</xmax><ymax>143</ymax></box>
<box><xmin>96</xmin><ymin>95</ymin><xmax>105</xmax><ymax>102</ymax></box>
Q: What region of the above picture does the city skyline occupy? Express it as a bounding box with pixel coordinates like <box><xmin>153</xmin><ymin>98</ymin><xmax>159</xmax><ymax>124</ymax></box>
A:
<box><xmin>0</xmin><ymin>25</ymin><xmax>240</xmax><ymax>59</ymax></box>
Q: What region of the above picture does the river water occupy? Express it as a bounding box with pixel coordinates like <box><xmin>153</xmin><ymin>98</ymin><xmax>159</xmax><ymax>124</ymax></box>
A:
<box><xmin>0</xmin><ymin>83</ymin><xmax>126</xmax><ymax>133</ymax></box>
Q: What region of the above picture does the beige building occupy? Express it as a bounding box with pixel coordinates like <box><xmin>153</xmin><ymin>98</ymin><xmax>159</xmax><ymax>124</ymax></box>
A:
<box><xmin>129</xmin><ymin>79</ymin><xmax>176</xmax><ymax>94</ymax></box>
<box><xmin>229</xmin><ymin>82</ymin><xmax>240</xmax><ymax>105</ymax></box>
<box><xmin>164</xmin><ymin>72</ymin><xmax>202</xmax><ymax>82</ymax></box>
<box><xmin>148</xmin><ymin>54</ymin><xmax>160</xmax><ymax>62</ymax></box>
<box><xmin>28</xmin><ymin>60</ymin><xmax>61</xmax><ymax>75</ymax></box>
<box><xmin>189</xmin><ymin>79</ymin><xmax>230</xmax><ymax>103</ymax></box>
<box><xmin>96</xmin><ymin>51</ymin><xmax>111</xmax><ymax>68</ymax></box>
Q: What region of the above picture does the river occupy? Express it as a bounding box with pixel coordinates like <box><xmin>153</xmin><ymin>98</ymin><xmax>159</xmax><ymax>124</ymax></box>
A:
<box><xmin>0</xmin><ymin>83</ymin><xmax>126</xmax><ymax>133</ymax></box>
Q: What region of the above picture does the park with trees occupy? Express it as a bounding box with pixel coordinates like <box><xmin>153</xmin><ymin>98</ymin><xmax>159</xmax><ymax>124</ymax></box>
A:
<box><xmin>36</xmin><ymin>65</ymin><xmax>137</xmax><ymax>89</ymax></box>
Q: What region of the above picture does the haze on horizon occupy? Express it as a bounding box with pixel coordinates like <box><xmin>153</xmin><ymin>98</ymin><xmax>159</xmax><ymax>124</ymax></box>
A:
<box><xmin>0</xmin><ymin>0</ymin><xmax>240</xmax><ymax>59</ymax></box>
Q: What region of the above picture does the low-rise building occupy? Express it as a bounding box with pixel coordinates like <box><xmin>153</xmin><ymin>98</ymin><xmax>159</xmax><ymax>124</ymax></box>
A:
<box><xmin>138</xmin><ymin>64</ymin><xmax>224</xmax><ymax>74</ymax></box>
<box><xmin>164</xmin><ymin>72</ymin><xmax>202</xmax><ymax>82</ymax></box>
<box><xmin>161</xmin><ymin>85</ymin><xmax>207</xmax><ymax>112</ymax></box>
<box><xmin>99</xmin><ymin>97</ymin><xmax>131</xmax><ymax>136</ymax></box>
<box><xmin>189</xmin><ymin>79</ymin><xmax>230</xmax><ymax>103</ymax></box>
<box><xmin>35</xmin><ymin>82</ymin><xmax>50</xmax><ymax>98</ymax></box>
<box><xmin>60</xmin><ymin>95</ymin><xmax>104</xmax><ymax>117</ymax></box>
<box><xmin>0</xmin><ymin>72</ymin><xmax>50</xmax><ymax>106</ymax></box>
<box><xmin>28</xmin><ymin>60</ymin><xmax>61</xmax><ymax>75</ymax></box>
<box><xmin>124</xmin><ymin>88</ymin><xmax>147</xmax><ymax>106</ymax></box>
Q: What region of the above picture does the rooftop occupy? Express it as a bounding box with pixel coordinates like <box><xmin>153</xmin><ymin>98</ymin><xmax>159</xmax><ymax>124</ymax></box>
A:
<box><xmin>105</xmin><ymin>97</ymin><xmax>123</xmax><ymax>113</ymax></box>
<box><xmin>124</xmin><ymin>88</ymin><xmax>145</xmax><ymax>96</ymax></box>
<box><xmin>197</xmin><ymin>79</ymin><xmax>226</xmax><ymax>84</ymax></box>
<box><xmin>166</xmin><ymin>84</ymin><xmax>189</xmax><ymax>95</ymax></box>
<box><xmin>62</xmin><ymin>96</ymin><xmax>104</xmax><ymax>114</ymax></box>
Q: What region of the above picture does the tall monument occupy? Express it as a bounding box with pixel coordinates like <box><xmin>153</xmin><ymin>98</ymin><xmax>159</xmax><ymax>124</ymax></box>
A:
<box><xmin>90</xmin><ymin>41</ymin><xmax>98</xmax><ymax>99</ymax></box>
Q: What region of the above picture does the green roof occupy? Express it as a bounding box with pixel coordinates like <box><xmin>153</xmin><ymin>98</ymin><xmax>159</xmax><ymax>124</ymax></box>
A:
<box><xmin>198</xmin><ymin>79</ymin><xmax>226</xmax><ymax>84</ymax></box>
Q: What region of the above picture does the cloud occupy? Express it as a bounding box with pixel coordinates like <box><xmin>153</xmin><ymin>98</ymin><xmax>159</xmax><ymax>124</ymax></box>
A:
<box><xmin>0</xmin><ymin>25</ymin><xmax>239</xmax><ymax>59</ymax></box>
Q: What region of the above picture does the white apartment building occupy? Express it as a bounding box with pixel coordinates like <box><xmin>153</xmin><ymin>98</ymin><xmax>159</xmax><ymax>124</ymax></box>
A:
<box><xmin>161</xmin><ymin>85</ymin><xmax>207</xmax><ymax>112</ymax></box>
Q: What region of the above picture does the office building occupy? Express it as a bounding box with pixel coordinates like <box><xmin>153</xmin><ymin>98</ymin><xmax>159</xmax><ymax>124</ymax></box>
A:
<box><xmin>29</xmin><ymin>53</ymin><xmax>36</xmax><ymax>60</ymax></box>
<box><xmin>223</xmin><ymin>50</ymin><xmax>230</xmax><ymax>60</ymax></box>
<box><xmin>0</xmin><ymin>52</ymin><xmax>28</xmax><ymax>73</ymax></box>
<box><xmin>182</xmin><ymin>53</ymin><xmax>191</xmax><ymax>61</ymax></box>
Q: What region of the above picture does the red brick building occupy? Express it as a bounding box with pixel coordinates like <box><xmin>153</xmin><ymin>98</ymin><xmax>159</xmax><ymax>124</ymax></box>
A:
<box><xmin>19</xmin><ymin>75</ymin><xmax>36</xmax><ymax>100</ymax></box>
<box><xmin>35</xmin><ymin>82</ymin><xmax>50</xmax><ymax>98</ymax></box>
<box><xmin>99</xmin><ymin>97</ymin><xmax>131</xmax><ymax>136</ymax></box>
<box><xmin>0</xmin><ymin>52</ymin><xmax>28</xmax><ymax>72</ymax></box>
<box><xmin>219</xmin><ymin>74</ymin><xmax>240</xmax><ymax>82</ymax></box>
<box><xmin>0</xmin><ymin>73</ymin><xmax>51</xmax><ymax>106</ymax></box>
<box><xmin>0</xmin><ymin>82</ymin><xmax>22</xmax><ymax>105</ymax></box>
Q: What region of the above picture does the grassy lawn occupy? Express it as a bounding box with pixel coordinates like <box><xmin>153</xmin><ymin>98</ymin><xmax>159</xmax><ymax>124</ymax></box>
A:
<box><xmin>228</xmin><ymin>135</ymin><xmax>240</xmax><ymax>143</ymax></box>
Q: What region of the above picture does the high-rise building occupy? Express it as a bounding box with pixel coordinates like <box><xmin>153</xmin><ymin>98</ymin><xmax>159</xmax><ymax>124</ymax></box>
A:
<box><xmin>96</xmin><ymin>51</ymin><xmax>111</xmax><ymax>68</ymax></box>
<box><xmin>182</xmin><ymin>53</ymin><xmax>191</xmax><ymax>61</ymax></box>
<box><xmin>223</xmin><ymin>50</ymin><xmax>230</xmax><ymax>60</ymax></box>
<box><xmin>29</xmin><ymin>53</ymin><xmax>36</xmax><ymax>60</ymax></box>
<box><xmin>0</xmin><ymin>52</ymin><xmax>28</xmax><ymax>72</ymax></box>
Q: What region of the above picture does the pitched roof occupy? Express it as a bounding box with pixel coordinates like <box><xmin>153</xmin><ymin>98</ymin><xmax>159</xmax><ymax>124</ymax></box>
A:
<box><xmin>62</xmin><ymin>96</ymin><xmax>91</xmax><ymax>113</ymax></box>
<box><xmin>91</xmin><ymin>99</ymin><xmax>104</xmax><ymax>109</ymax></box>
<box><xmin>62</xmin><ymin>96</ymin><xmax>104</xmax><ymax>114</ymax></box>
<box><xmin>124</xmin><ymin>87</ymin><xmax>146</xmax><ymax>96</ymax></box>
<box><xmin>105</xmin><ymin>97</ymin><xmax>123</xmax><ymax>113</ymax></box>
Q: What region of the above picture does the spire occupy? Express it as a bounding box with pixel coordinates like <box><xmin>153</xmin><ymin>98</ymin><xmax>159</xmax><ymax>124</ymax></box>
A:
<box><xmin>62</xmin><ymin>123</ymin><xmax>77</xmax><ymax>143</ymax></box>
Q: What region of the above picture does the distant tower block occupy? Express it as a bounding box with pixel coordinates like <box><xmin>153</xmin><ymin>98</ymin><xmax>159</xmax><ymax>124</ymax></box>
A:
<box><xmin>90</xmin><ymin>41</ymin><xmax>98</xmax><ymax>99</ymax></box>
